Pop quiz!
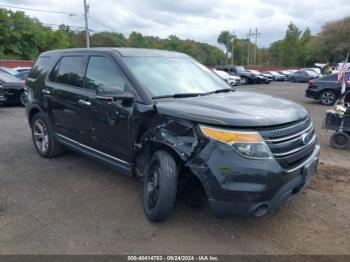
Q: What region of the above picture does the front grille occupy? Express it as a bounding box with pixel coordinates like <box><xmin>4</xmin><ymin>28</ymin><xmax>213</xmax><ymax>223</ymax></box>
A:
<box><xmin>258</xmin><ymin>117</ymin><xmax>317</xmax><ymax>170</ymax></box>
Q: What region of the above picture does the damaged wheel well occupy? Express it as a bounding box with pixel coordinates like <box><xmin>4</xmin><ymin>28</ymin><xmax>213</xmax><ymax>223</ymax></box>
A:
<box><xmin>135</xmin><ymin>141</ymin><xmax>183</xmax><ymax>179</ymax></box>
<box><xmin>135</xmin><ymin>141</ymin><xmax>207</xmax><ymax>199</ymax></box>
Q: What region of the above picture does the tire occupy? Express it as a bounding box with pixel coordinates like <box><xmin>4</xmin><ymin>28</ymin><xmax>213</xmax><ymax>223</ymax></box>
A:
<box><xmin>290</xmin><ymin>77</ymin><xmax>295</xmax><ymax>82</ymax></box>
<box><xmin>330</xmin><ymin>133</ymin><xmax>350</xmax><ymax>149</ymax></box>
<box><xmin>31</xmin><ymin>112</ymin><xmax>65</xmax><ymax>158</ymax></box>
<box><xmin>19</xmin><ymin>91</ymin><xmax>27</xmax><ymax>107</ymax></box>
<box><xmin>143</xmin><ymin>150</ymin><xmax>178</xmax><ymax>222</ymax></box>
<box><xmin>319</xmin><ymin>90</ymin><xmax>337</xmax><ymax>106</ymax></box>
<box><xmin>240</xmin><ymin>77</ymin><xmax>248</xmax><ymax>85</ymax></box>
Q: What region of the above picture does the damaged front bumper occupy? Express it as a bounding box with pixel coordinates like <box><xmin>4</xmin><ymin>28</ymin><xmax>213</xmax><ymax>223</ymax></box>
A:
<box><xmin>188</xmin><ymin>139</ymin><xmax>320</xmax><ymax>217</ymax></box>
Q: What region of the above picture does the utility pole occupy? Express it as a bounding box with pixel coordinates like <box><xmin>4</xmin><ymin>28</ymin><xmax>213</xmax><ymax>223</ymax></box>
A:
<box><xmin>226</xmin><ymin>35</ymin><xmax>230</xmax><ymax>65</ymax></box>
<box><xmin>231</xmin><ymin>31</ymin><xmax>236</xmax><ymax>65</ymax></box>
<box><xmin>83</xmin><ymin>0</ymin><xmax>90</xmax><ymax>48</ymax></box>
<box><xmin>246</xmin><ymin>29</ymin><xmax>252</xmax><ymax>66</ymax></box>
<box><xmin>253</xmin><ymin>27</ymin><xmax>261</xmax><ymax>66</ymax></box>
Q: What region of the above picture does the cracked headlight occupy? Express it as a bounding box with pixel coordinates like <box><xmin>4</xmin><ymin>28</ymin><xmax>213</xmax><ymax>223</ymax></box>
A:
<box><xmin>199</xmin><ymin>125</ymin><xmax>272</xmax><ymax>159</ymax></box>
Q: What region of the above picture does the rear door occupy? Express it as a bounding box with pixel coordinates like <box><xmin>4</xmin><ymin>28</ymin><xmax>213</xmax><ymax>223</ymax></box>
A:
<box><xmin>45</xmin><ymin>54</ymin><xmax>94</xmax><ymax>145</ymax></box>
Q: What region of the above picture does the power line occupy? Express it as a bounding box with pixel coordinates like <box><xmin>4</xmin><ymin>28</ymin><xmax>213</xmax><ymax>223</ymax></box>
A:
<box><xmin>89</xmin><ymin>17</ymin><xmax>115</xmax><ymax>31</ymax></box>
<box><xmin>42</xmin><ymin>23</ymin><xmax>86</xmax><ymax>29</ymax></box>
<box><xmin>0</xmin><ymin>4</ymin><xmax>83</xmax><ymax>16</ymax></box>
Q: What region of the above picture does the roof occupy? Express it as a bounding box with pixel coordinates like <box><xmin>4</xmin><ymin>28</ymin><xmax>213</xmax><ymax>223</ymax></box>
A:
<box><xmin>40</xmin><ymin>47</ymin><xmax>189</xmax><ymax>58</ymax></box>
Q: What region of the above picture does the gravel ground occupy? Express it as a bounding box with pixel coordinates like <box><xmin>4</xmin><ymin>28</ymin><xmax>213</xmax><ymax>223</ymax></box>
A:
<box><xmin>0</xmin><ymin>82</ymin><xmax>349</xmax><ymax>255</ymax></box>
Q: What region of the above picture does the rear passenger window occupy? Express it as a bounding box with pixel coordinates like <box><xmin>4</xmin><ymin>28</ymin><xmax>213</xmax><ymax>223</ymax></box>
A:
<box><xmin>50</xmin><ymin>56</ymin><xmax>84</xmax><ymax>87</ymax></box>
<box><xmin>322</xmin><ymin>74</ymin><xmax>337</xmax><ymax>81</ymax></box>
<box><xmin>29</xmin><ymin>57</ymin><xmax>50</xmax><ymax>79</ymax></box>
<box><xmin>85</xmin><ymin>56</ymin><xmax>125</xmax><ymax>91</ymax></box>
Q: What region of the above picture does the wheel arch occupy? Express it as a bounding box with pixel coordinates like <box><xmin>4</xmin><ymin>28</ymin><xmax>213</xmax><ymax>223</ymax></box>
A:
<box><xmin>134</xmin><ymin>118</ymin><xmax>197</xmax><ymax>178</ymax></box>
<box><xmin>28</xmin><ymin>105</ymin><xmax>44</xmax><ymax>125</ymax></box>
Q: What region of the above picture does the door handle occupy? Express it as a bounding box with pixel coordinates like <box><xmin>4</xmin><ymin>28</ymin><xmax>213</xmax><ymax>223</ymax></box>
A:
<box><xmin>78</xmin><ymin>99</ymin><xmax>92</xmax><ymax>106</ymax></box>
<box><xmin>42</xmin><ymin>89</ymin><xmax>50</xmax><ymax>94</ymax></box>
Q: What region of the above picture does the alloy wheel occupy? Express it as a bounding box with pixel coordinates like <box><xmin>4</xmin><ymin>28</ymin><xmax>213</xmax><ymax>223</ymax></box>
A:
<box><xmin>320</xmin><ymin>91</ymin><xmax>336</xmax><ymax>105</ymax></box>
<box><xmin>33</xmin><ymin>119</ymin><xmax>49</xmax><ymax>154</ymax></box>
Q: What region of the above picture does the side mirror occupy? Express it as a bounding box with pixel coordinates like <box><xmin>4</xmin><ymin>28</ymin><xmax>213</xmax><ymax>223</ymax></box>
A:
<box><xmin>96</xmin><ymin>85</ymin><xmax>135</xmax><ymax>103</ymax></box>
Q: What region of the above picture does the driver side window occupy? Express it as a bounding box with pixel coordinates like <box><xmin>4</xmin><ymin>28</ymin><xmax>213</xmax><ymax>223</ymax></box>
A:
<box><xmin>85</xmin><ymin>56</ymin><xmax>125</xmax><ymax>91</ymax></box>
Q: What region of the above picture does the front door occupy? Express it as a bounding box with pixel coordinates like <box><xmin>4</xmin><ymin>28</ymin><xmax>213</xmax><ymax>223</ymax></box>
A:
<box><xmin>85</xmin><ymin>55</ymin><xmax>134</xmax><ymax>163</ymax></box>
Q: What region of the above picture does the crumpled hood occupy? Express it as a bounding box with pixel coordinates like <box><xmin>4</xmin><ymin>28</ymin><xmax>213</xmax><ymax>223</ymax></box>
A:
<box><xmin>155</xmin><ymin>91</ymin><xmax>308</xmax><ymax>127</ymax></box>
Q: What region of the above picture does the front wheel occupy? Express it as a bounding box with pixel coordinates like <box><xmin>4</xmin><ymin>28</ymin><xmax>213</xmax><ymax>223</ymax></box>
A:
<box><xmin>240</xmin><ymin>77</ymin><xmax>248</xmax><ymax>85</ymax></box>
<box><xmin>143</xmin><ymin>150</ymin><xmax>178</xmax><ymax>222</ymax></box>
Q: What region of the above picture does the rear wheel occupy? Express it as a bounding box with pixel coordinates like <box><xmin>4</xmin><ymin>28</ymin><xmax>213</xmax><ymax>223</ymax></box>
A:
<box><xmin>320</xmin><ymin>90</ymin><xmax>337</xmax><ymax>106</ymax></box>
<box><xmin>31</xmin><ymin>113</ymin><xmax>65</xmax><ymax>158</ymax></box>
<box><xmin>143</xmin><ymin>150</ymin><xmax>178</xmax><ymax>222</ymax></box>
<box><xmin>330</xmin><ymin>133</ymin><xmax>350</xmax><ymax>149</ymax></box>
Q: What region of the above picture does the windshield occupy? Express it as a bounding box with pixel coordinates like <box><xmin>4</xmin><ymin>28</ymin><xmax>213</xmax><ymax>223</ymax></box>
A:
<box><xmin>270</xmin><ymin>71</ymin><xmax>280</xmax><ymax>76</ymax></box>
<box><xmin>124</xmin><ymin>57</ymin><xmax>229</xmax><ymax>97</ymax></box>
<box><xmin>305</xmin><ymin>69</ymin><xmax>318</xmax><ymax>75</ymax></box>
<box><xmin>0</xmin><ymin>72</ymin><xmax>20</xmax><ymax>82</ymax></box>
<box><xmin>0</xmin><ymin>67</ymin><xmax>17</xmax><ymax>75</ymax></box>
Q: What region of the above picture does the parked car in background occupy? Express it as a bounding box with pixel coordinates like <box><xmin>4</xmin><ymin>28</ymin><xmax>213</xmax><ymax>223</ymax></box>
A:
<box><xmin>278</xmin><ymin>70</ymin><xmax>293</xmax><ymax>79</ymax></box>
<box><xmin>216</xmin><ymin>65</ymin><xmax>259</xmax><ymax>84</ymax></box>
<box><xmin>262</xmin><ymin>71</ymin><xmax>287</xmax><ymax>81</ymax></box>
<box><xmin>12</xmin><ymin>66</ymin><xmax>32</xmax><ymax>73</ymax></box>
<box><xmin>246</xmin><ymin>70</ymin><xmax>272</xmax><ymax>84</ymax></box>
<box><xmin>302</xmin><ymin>68</ymin><xmax>322</xmax><ymax>76</ymax></box>
<box><xmin>212</xmin><ymin>69</ymin><xmax>242</xmax><ymax>86</ymax></box>
<box><xmin>0</xmin><ymin>66</ymin><xmax>18</xmax><ymax>76</ymax></box>
<box><xmin>15</xmin><ymin>70</ymin><xmax>30</xmax><ymax>80</ymax></box>
<box><xmin>289</xmin><ymin>70</ymin><xmax>319</xmax><ymax>83</ymax></box>
<box><xmin>0</xmin><ymin>72</ymin><xmax>26</xmax><ymax>106</ymax></box>
<box><xmin>305</xmin><ymin>73</ymin><xmax>347</xmax><ymax>105</ymax></box>
<box><xmin>25</xmin><ymin>48</ymin><xmax>319</xmax><ymax>222</ymax></box>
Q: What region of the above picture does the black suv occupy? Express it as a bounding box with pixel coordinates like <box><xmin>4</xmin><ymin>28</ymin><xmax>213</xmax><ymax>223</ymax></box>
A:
<box><xmin>26</xmin><ymin>48</ymin><xmax>320</xmax><ymax>222</ymax></box>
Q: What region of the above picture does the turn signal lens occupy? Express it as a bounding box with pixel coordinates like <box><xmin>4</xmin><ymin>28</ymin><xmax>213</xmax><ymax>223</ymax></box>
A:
<box><xmin>199</xmin><ymin>126</ymin><xmax>263</xmax><ymax>143</ymax></box>
<box><xmin>199</xmin><ymin>125</ymin><xmax>272</xmax><ymax>159</ymax></box>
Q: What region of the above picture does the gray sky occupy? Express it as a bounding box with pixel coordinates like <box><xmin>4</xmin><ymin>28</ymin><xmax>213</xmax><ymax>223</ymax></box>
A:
<box><xmin>3</xmin><ymin>0</ymin><xmax>350</xmax><ymax>47</ymax></box>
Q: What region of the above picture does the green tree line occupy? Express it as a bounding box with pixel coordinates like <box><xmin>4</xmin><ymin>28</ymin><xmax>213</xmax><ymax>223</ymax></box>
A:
<box><xmin>1</xmin><ymin>8</ymin><xmax>349</xmax><ymax>67</ymax></box>
<box><xmin>217</xmin><ymin>17</ymin><xmax>350</xmax><ymax>67</ymax></box>
<box><xmin>0</xmin><ymin>8</ymin><xmax>225</xmax><ymax>65</ymax></box>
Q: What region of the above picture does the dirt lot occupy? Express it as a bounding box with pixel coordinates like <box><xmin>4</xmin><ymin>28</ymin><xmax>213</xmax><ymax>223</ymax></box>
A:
<box><xmin>0</xmin><ymin>82</ymin><xmax>349</xmax><ymax>255</ymax></box>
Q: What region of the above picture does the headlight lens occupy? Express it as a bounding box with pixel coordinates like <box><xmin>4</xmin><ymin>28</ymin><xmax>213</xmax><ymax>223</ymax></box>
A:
<box><xmin>199</xmin><ymin>125</ymin><xmax>272</xmax><ymax>159</ymax></box>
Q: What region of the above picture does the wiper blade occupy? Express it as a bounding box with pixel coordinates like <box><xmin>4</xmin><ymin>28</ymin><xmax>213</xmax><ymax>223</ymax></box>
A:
<box><xmin>152</xmin><ymin>89</ymin><xmax>234</xmax><ymax>99</ymax></box>
<box><xmin>153</xmin><ymin>92</ymin><xmax>205</xmax><ymax>99</ymax></box>
<box><xmin>209</xmin><ymin>88</ymin><xmax>235</xmax><ymax>94</ymax></box>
